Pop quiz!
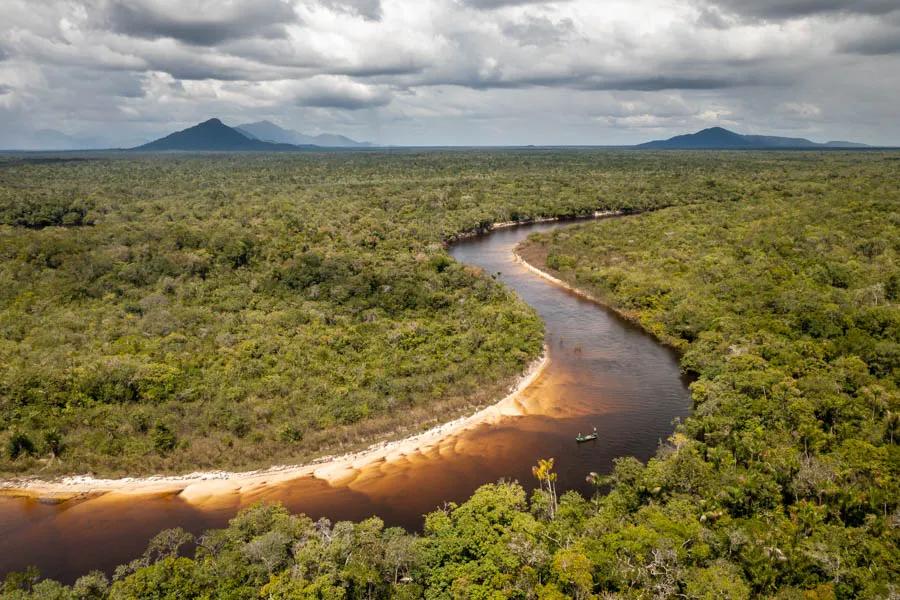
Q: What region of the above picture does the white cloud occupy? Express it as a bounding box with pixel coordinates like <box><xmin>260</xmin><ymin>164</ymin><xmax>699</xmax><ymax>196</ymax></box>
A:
<box><xmin>0</xmin><ymin>0</ymin><xmax>897</xmax><ymax>146</ymax></box>
<box><xmin>778</xmin><ymin>102</ymin><xmax>823</xmax><ymax>119</ymax></box>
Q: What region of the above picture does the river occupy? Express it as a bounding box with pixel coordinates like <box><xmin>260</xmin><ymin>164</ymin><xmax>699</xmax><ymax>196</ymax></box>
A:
<box><xmin>0</xmin><ymin>218</ymin><xmax>691</xmax><ymax>583</ymax></box>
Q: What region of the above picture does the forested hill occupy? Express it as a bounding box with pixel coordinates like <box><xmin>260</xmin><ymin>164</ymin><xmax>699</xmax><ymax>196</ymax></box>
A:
<box><xmin>1</xmin><ymin>151</ymin><xmax>897</xmax><ymax>598</ymax></box>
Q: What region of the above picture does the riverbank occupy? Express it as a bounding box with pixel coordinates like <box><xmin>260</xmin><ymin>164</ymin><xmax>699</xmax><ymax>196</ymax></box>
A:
<box><xmin>0</xmin><ymin>209</ymin><xmax>637</xmax><ymax>502</ymax></box>
<box><xmin>0</xmin><ymin>209</ymin><xmax>623</xmax><ymax>500</ymax></box>
<box><xmin>0</xmin><ymin>350</ymin><xmax>548</xmax><ymax>502</ymax></box>
<box><xmin>514</xmin><ymin>239</ymin><xmax>688</xmax><ymax>353</ymax></box>
<box><xmin>1</xmin><ymin>209</ymin><xmax>696</xmax><ymax>584</ymax></box>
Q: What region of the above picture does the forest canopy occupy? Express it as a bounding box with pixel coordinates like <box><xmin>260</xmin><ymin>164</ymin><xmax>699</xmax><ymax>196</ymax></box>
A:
<box><xmin>1</xmin><ymin>150</ymin><xmax>898</xmax><ymax>597</ymax></box>
<box><xmin>2</xmin><ymin>150</ymin><xmax>735</xmax><ymax>476</ymax></box>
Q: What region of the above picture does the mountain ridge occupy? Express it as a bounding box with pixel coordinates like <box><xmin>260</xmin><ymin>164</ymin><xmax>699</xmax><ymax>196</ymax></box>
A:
<box><xmin>132</xmin><ymin>118</ymin><xmax>318</xmax><ymax>152</ymax></box>
<box><xmin>236</xmin><ymin>120</ymin><xmax>370</xmax><ymax>148</ymax></box>
<box><xmin>637</xmin><ymin>126</ymin><xmax>869</xmax><ymax>149</ymax></box>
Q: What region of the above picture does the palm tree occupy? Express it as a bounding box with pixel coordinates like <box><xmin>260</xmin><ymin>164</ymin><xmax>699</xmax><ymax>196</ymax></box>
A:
<box><xmin>532</xmin><ymin>458</ymin><xmax>558</xmax><ymax>519</ymax></box>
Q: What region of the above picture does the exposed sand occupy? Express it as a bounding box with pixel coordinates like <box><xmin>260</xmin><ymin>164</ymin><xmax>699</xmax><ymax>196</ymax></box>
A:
<box><xmin>514</xmin><ymin>233</ymin><xmax>686</xmax><ymax>354</ymax></box>
<box><xmin>0</xmin><ymin>351</ymin><xmax>548</xmax><ymax>503</ymax></box>
<box><xmin>513</xmin><ymin>252</ymin><xmax>604</xmax><ymax>303</ymax></box>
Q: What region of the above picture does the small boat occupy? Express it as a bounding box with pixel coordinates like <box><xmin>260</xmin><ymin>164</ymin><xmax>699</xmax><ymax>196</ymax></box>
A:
<box><xmin>576</xmin><ymin>427</ymin><xmax>598</xmax><ymax>443</ymax></box>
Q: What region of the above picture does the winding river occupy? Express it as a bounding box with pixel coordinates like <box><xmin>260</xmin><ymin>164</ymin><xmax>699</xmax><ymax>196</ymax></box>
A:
<box><xmin>0</xmin><ymin>219</ymin><xmax>691</xmax><ymax>583</ymax></box>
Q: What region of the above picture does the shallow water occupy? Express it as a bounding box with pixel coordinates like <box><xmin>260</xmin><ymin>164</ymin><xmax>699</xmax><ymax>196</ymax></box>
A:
<box><xmin>0</xmin><ymin>219</ymin><xmax>691</xmax><ymax>583</ymax></box>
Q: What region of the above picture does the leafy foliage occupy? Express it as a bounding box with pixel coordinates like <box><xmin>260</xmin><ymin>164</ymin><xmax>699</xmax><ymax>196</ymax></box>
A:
<box><xmin>2</xmin><ymin>151</ymin><xmax>898</xmax><ymax>598</ymax></box>
<box><xmin>0</xmin><ymin>150</ymin><xmax>743</xmax><ymax>475</ymax></box>
<box><xmin>518</xmin><ymin>163</ymin><xmax>900</xmax><ymax>597</ymax></box>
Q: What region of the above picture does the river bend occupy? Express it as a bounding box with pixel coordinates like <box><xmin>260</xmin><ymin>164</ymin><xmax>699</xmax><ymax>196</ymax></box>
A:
<box><xmin>0</xmin><ymin>219</ymin><xmax>691</xmax><ymax>582</ymax></box>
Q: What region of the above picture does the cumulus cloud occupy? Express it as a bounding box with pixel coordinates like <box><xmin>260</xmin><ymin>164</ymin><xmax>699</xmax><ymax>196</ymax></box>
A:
<box><xmin>0</xmin><ymin>0</ymin><xmax>897</xmax><ymax>146</ymax></box>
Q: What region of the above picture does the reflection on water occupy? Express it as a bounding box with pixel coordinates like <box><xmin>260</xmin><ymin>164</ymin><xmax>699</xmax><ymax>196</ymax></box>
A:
<box><xmin>0</xmin><ymin>220</ymin><xmax>691</xmax><ymax>582</ymax></box>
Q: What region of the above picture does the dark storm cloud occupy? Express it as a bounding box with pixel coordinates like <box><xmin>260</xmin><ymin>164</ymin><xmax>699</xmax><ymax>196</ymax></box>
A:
<box><xmin>107</xmin><ymin>0</ymin><xmax>297</xmax><ymax>46</ymax></box>
<box><xmin>709</xmin><ymin>0</ymin><xmax>899</xmax><ymax>19</ymax></box>
<box><xmin>0</xmin><ymin>84</ymin><xmax>12</xmax><ymax>94</ymax></box>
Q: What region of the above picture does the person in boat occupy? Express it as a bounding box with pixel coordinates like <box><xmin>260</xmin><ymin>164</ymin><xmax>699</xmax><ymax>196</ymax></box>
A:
<box><xmin>576</xmin><ymin>427</ymin><xmax>598</xmax><ymax>441</ymax></box>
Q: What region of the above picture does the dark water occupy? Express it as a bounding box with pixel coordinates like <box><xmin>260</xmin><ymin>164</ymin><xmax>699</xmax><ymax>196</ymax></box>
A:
<box><xmin>0</xmin><ymin>220</ymin><xmax>691</xmax><ymax>583</ymax></box>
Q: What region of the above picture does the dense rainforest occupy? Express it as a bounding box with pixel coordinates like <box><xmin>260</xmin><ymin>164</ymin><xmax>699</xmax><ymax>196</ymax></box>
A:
<box><xmin>2</xmin><ymin>151</ymin><xmax>898</xmax><ymax>598</ymax></box>
<box><xmin>2</xmin><ymin>151</ymin><xmax>741</xmax><ymax>476</ymax></box>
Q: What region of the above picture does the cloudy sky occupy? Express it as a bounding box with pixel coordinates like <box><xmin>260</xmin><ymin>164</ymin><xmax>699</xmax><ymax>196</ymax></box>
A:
<box><xmin>1</xmin><ymin>0</ymin><xmax>898</xmax><ymax>148</ymax></box>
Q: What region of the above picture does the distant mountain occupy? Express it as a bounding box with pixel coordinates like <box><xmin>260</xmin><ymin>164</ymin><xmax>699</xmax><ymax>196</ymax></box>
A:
<box><xmin>132</xmin><ymin>118</ymin><xmax>318</xmax><ymax>152</ymax></box>
<box><xmin>637</xmin><ymin>127</ymin><xmax>869</xmax><ymax>149</ymax></box>
<box><xmin>236</xmin><ymin>120</ymin><xmax>370</xmax><ymax>148</ymax></box>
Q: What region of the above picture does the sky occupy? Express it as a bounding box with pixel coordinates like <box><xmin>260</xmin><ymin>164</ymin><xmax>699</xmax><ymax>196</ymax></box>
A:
<box><xmin>1</xmin><ymin>0</ymin><xmax>899</xmax><ymax>148</ymax></box>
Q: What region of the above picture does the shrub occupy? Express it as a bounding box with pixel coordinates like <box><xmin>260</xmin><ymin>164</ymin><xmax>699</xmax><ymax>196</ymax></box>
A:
<box><xmin>8</xmin><ymin>432</ymin><xmax>36</xmax><ymax>459</ymax></box>
<box><xmin>152</xmin><ymin>424</ymin><xmax>177</xmax><ymax>454</ymax></box>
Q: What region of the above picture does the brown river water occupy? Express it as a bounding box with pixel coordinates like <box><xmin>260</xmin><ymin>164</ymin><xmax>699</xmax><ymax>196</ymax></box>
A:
<box><xmin>0</xmin><ymin>219</ymin><xmax>691</xmax><ymax>583</ymax></box>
